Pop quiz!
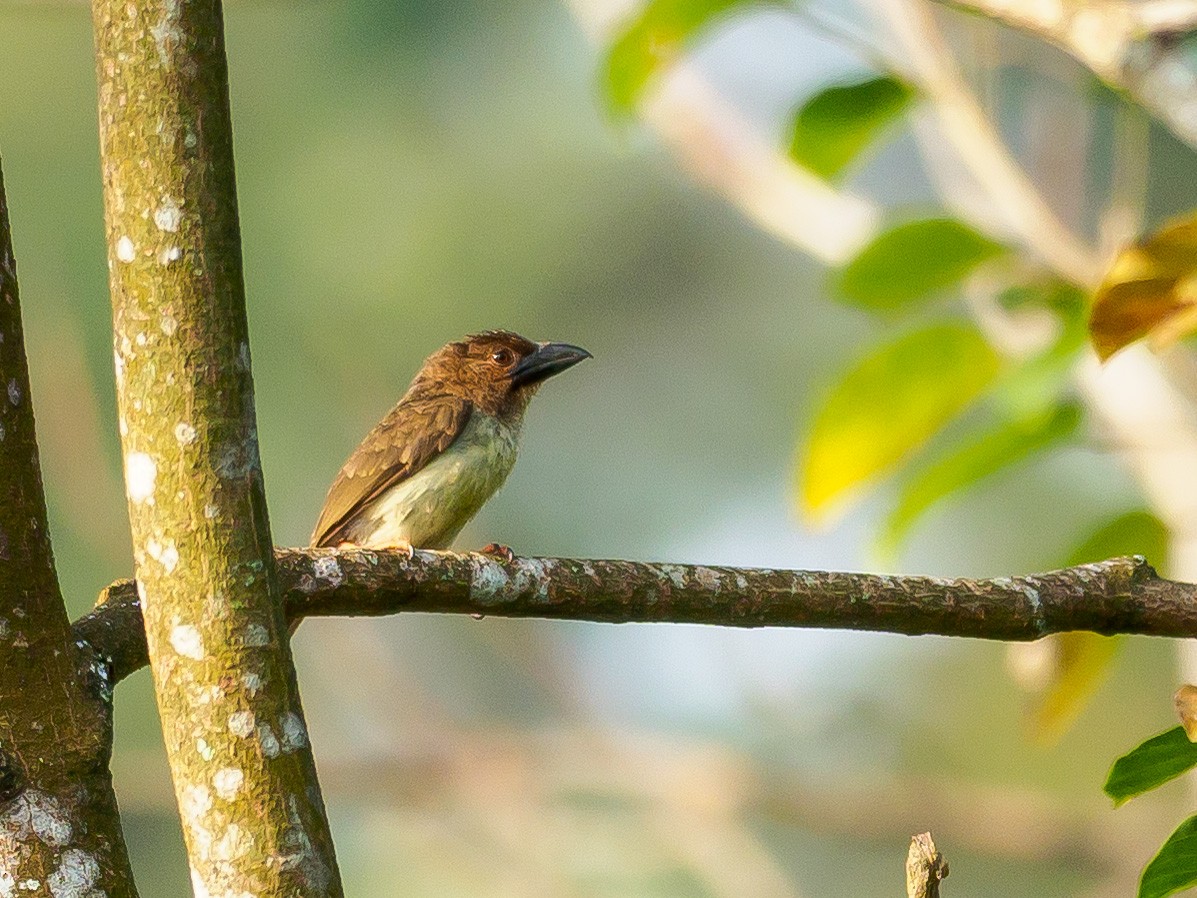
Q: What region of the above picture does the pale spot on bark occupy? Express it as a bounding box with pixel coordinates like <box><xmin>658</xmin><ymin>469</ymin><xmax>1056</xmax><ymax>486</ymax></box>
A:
<box><xmin>258</xmin><ymin>723</ymin><xmax>280</xmax><ymax>759</ymax></box>
<box><xmin>174</xmin><ymin>422</ymin><xmax>196</xmax><ymax>445</ymax></box>
<box><xmin>279</xmin><ymin>712</ymin><xmax>308</xmax><ymax>752</ymax></box>
<box><xmin>212</xmin><ymin>767</ymin><xmax>244</xmax><ymax>800</ymax></box>
<box><xmin>1</xmin><ymin>791</ymin><xmax>73</xmax><ymax>848</ymax></box>
<box><xmin>115</xmin><ymin>236</ymin><xmax>135</xmax><ymax>262</ymax></box>
<box><xmin>6</xmin><ymin>379</ymin><xmax>18</xmax><ymax>406</ymax></box>
<box><xmin>153</xmin><ymin>198</ymin><xmax>181</xmax><ymax>232</ymax></box>
<box><xmin>160</xmin><ymin>313</ymin><xmax>178</xmax><ymax>336</ymax></box>
<box><xmin>170</xmin><ymin>624</ymin><xmax>204</xmax><ymax>660</ymax></box>
<box><xmin>189</xmin><ymin>867</ymin><xmax>209</xmax><ymax>898</ymax></box>
<box><xmin>125</xmin><ymin>452</ymin><xmax>157</xmax><ymax>503</ymax></box>
<box><xmin>227</xmin><ymin>710</ymin><xmax>254</xmax><ymax>738</ymax></box>
<box><xmin>241</xmin><ymin>671</ymin><xmax>262</xmax><ymax>696</ymax></box>
<box><xmin>157</xmin><ymin>245</ymin><xmax>181</xmax><ymax>265</ymax></box>
<box><xmin>311</xmin><ymin>556</ymin><xmax>343</xmax><ymax>588</ymax></box>
<box><xmin>196</xmin><ymin>738</ymin><xmax>214</xmax><ymax>761</ymax></box>
<box><xmin>211</xmin><ymin>822</ymin><xmax>254</xmax><ymax>862</ymax></box>
<box><xmin>244</xmin><ymin>623</ymin><xmax>269</xmax><ymax>647</ymax></box>
<box><xmin>46</xmin><ymin>849</ymin><xmax>99</xmax><ymax>898</ymax></box>
<box><xmin>147</xmin><ymin>538</ymin><xmax>179</xmax><ymax>573</ymax></box>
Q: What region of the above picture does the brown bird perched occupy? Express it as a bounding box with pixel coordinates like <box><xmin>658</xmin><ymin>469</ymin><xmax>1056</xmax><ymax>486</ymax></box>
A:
<box><xmin>310</xmin><ymin>331</ymin><xmax>591</xmax><ymax>554</ymax></box>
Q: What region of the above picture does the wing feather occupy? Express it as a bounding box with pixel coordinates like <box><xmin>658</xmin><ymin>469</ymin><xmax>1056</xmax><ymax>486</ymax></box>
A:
<box><xmin>310</xmin><ymin>395</ymin><xmax>473</xmax><ymax>547</ymax></box>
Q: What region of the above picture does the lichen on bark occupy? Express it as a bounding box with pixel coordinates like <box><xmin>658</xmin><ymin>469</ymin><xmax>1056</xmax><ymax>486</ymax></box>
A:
<box><xmin>91</xmin><ymin>1</ymin><xmax>342</xmax><ymax>894</ymax></box>
<box><xmin>0</xmin><ymin>160</ymin><xmax>138</xmax><ymax>896</ymax></box>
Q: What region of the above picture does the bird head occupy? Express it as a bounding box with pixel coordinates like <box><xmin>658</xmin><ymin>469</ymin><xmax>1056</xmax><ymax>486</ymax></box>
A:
<box><xmin>413</xmin><ymin>330</ymin><xmax>591</xmax><ymax>420</ymax></box>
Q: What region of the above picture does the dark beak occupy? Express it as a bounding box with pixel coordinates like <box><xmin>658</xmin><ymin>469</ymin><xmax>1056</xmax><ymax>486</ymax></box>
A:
<box><xmin>510</xmin><ymin>342</ymin><xmax>592</xmax><ymax>388</ymax></box>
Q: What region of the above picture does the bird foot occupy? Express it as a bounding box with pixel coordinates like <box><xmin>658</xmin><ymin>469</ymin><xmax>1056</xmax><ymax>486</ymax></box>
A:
<box><xmin>480</xmin><ymin>542</ymin><xmax>516</xmax><ymax>562</ymax></box>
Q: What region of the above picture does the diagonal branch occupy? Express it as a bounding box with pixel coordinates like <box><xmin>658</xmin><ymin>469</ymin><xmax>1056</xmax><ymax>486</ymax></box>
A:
<box><xmin>929</xmin><ymin>0</ymin><xmax>1197</xmax><ymax>151</ymax></box>
<box><xmin>76</xmin><ymin>549</ymin><xmax>1196</xmax><ymax>685</ymax></box>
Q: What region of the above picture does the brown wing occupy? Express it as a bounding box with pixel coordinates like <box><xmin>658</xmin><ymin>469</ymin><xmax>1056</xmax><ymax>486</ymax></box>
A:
<box><xmin>310</xmin><ymin>395</ymin><xmax>473</xmax><ymax>547</ymax></box>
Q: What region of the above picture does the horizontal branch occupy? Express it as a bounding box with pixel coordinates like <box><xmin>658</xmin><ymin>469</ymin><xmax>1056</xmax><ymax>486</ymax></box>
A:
<box><xmin>73</xmin><ymin>549</ymin><xmax>1197</xmax><ymax>683</ymax></box>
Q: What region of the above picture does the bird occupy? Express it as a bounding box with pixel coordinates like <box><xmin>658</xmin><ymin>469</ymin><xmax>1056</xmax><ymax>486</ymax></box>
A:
<box><xmin>310</xmin><ymin>330</ymin><xmax>591</xmax><ymax>555</ymax></box>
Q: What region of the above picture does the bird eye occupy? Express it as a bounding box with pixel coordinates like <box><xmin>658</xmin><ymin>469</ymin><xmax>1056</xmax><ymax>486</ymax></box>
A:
<box><xmin>491</xmin><ymin>349</ymin><xmax>513</xmax><ymax>366</ymax></box>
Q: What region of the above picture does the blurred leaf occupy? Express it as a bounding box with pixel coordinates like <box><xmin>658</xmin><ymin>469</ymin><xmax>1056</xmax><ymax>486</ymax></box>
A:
<box><xmin>880</xmin><ymin>402</ymin><xmax>1080</xmax><ymax>553</ymax></box>
<box><xmin>788</xmin><ymin>76</ymin><xmax>914</xmax><ymax>181</ymax></box>
<box><xmin>1140</xmin><ymin>815</ymin><xmax>1197</xmax><ymax>898</ymax></box>
<box><xmin>1105</xmin><ymin>727</ymin><xmax>1197</xmax><ymax>806</ymax></box>
<box><xmin>1026</xmin><ymin>512</ymin><xmax>1168</xmax><ymax>741</ymax></box>
<box><xmin>603</xmin><ymin>0</ymin><xmax>776</xmax><ymax>115</ymax></box>
<box><xmin>836</xmin><ymin>219</ymin><xmax>1006</xmax><ymax>311</ymax></box>
<box><xmin>1090</xmin><ymin>214</ymin><xmax>1197</xmax><ymax>361</ymax></box>
<box><xmin>1027</xmin><ymin>632</ymin><xmax>1119</xmax><ymax>743</ymax></box>
<box><xmin>1067</xmin><ymin>510</ymin><xmax>1169</xmax><ymax>571</ymax></box>
<box><xmin>992</xmin><ymin>289</ymin><xmax>1087</xmax><ymax>420</ymax></box>
<box><xmin>800</xmin><ymin>323</ymin><xmax>1001</xmax><ymax>519</ymax></box>
<box><xmin>998</xmin><ymin>278</ymin><xmax>1086</xmax><ymax>315</ymax></box>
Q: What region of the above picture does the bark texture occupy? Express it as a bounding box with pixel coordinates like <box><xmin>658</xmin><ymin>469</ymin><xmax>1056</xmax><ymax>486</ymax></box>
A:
<box><xmin>0</xmin><ymin>163</ymin><xmax>138</xmax><ymax>896</ymax></box>
<box><xmin>76</xmin><ymin>549</ymin><xmax>1197</xmax><ymax>685</ymax></box>
<box><xmin>91</xmin><ymin>1</ymin><xmax>342</xmax><ymax>894</ymax></box>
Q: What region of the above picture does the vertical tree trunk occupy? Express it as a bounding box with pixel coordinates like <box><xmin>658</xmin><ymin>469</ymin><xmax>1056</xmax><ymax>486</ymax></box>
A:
<box><xmin>90</xmin><ymin>2</ymin><xmax>344</xmax><ymax>894</ymax></box>
<box><xmin>0</xmin><ymin>162</ymin><xmax>138</xmax><ymax>896</ymax></box>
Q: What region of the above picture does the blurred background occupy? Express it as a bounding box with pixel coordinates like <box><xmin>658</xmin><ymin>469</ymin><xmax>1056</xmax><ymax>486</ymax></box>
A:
<box><xmin>2</xmin><ymin>0</ymin><xmax>1196</xmax><ymax>894</ymax></box>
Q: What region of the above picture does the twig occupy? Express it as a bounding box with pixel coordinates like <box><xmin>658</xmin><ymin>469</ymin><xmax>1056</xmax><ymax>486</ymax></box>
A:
<box><xmin>907</xmin><ymin>833</ymin><xmax>949</xmax><ymax>898</ymax></box>
<box><xmin>75</xmin><ymin>549</ymin><xmax>1197</xmax><ymax>684</ymax></box>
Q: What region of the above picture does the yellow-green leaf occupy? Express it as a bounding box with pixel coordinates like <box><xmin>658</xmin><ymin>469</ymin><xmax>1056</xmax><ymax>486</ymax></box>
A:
<box><xmin>799</xmin><ymin>323</ymin><xmax>1001</xmax><ymax>519</ymax></box>
<box><xmin>880</xmin><ymin>402</ymin><xmax>1080</xmax><ymax>555</ymax></box>
<box><xmin>1090</xmin><ymin>214</ymin><xmax>1197</xmax><ymax>361</ymax></box>
<box><xmin>788</xmin><ymin>76</ymin><xmax>914</xmax><ymax>181</ymax></box>
<box><xmin>1027</xmin><ymin>632</ymin><xmax>1120</xmax><ymax>744</ymax></box>
<box><xmin>836</xmin><ymin>218</ymin><xmax>1006</xmax><ymax>312</ymax></box>
<box><xmin>603</xmin><ymin>0</ymin><xmax>776</xmax><ymax>116</ymax></box>
<box><xmin>1140</xmin><ymin>815</ymin><xmax>1197</xmax><ymax>898</ymax></box>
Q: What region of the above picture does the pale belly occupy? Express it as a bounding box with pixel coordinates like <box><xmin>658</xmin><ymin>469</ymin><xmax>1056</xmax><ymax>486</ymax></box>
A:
<box><xmin>343</xmin><ymin>414</ymin><xmax>520</xmax><ymax>550</ymax></box>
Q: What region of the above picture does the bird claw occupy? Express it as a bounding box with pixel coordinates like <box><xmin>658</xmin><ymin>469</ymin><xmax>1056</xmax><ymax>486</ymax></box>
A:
<box><xmin>480</xmin><ymin>542</ymin><xmax>516</xmax><ymax>562</ymax></box>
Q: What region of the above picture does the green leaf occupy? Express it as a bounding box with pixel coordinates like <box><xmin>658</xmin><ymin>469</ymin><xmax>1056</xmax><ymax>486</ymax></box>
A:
<box><xmin>1068</xmin><ymin>510</ymin><xmax>1170</xmax><ymax>571</ymax></box>
<box><xmin>1140</xmin><ymin>815</ymin><xmax>1197</xmax><ymax>898</ymax></box>
<box><xmin>1105</xmin><ymin>728</ymin><xmax>1197</xmax><ymax>806</ymax></box>
<box><xmin>603</xmin><ymin>0</ymin><xmax>775</xmax><ymax>115</ymax></box>
<box><xmin>800</xmin><ymin>323</ymin><xmax>1001</xmax><ymax>519</ymax></box>
<box><xmin>835</xmin><ymin>218</ymin><xmax>1006</xmax><ymax>312</ymax></box>
<box><xmin>992</xmin><ymin>289</ymin><xmax>1087</xmax><ymax>420</ymax></box>
<box><xmin>788</xmin><ymin>76</ymin><xmax>915</xmax><ymax>181</ymax></box>
<box><xmin>880</xmin><ymin>402</ymin><xmax>1081</xmax><ymax>553</ymax></box>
